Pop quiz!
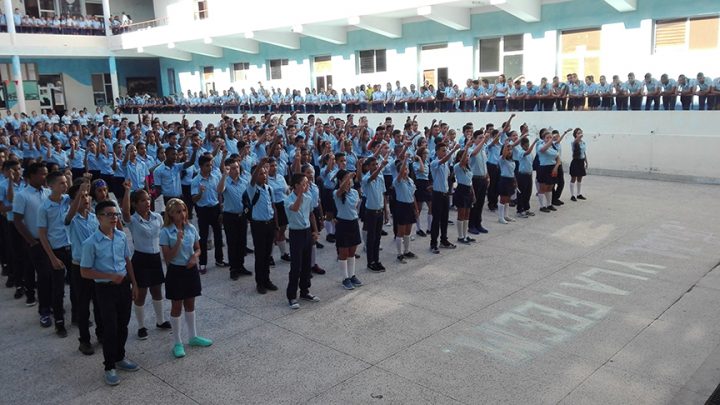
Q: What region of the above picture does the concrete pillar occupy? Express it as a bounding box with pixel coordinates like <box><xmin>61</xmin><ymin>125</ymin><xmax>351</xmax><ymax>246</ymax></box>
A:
<box><xmin>3</xmin><ymin>0</ymin><xmax>15</xmax><ymax>35</ymax></box>
<box><xmin>109</xmin><ymin>56</ymin><xmax>120</xmax><ymax>103</ymax></box>
<box><xmin>102</xmin><ymin>0</ymin><xmax>112</xmax><ymax>36</ymax></box>
<box><xmin>11</xmin><ymin>55</ymin><xmax>26</xmax><ymax>114</ymax></box>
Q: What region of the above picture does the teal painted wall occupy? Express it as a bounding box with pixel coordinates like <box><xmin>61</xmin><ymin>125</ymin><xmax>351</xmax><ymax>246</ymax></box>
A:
<box><xmin>158</xmin><ymin>0</ymin><xmax>720</xmax><ymax>95</ymax></box>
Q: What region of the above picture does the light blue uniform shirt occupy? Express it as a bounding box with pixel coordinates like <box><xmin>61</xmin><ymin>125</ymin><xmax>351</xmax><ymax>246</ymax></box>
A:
<box><xmin>284</xmin><ymin>191</ymin><xmax>312</xmax><ymax>230</ymax></box>
<box><xmin>430</xmin><ymin>160</ymin><xmax>450</xmax><ymax>193</ymax></box>
<box><xmin>309</xmin><ymin>183</ymin><xmax>320</xmax><ymax>208</ymax></box>
<box><xmin>499</xmin><ymin>158</ymin><xmax>516</xmax><ymax>178</ymax></box>
<box><xmin>191</xmin><ymin>171</ymin><xmax>221</xmax><ymax>207</ymax></box>
<box><xmin>222</xmin><ymin>176</ymin><xmax>247</xmax><ymax>214</ymax></box>
<box><xmin>268</xmin><ymin>174</ymin><xmax>288</xmax><ymax>203</ymax></box>
<box><xmin>68</xmin><ymin>212</ymin><xmax>99</xmax><ymax>262</ymax></box>
<box><xmin>518</xmin><ymin>150</ymin><xmax>533</xmax><ymax>174</ymax></box>
<box><xmin>538</xmin><ymin>144</ymin><xmax>559</xmax><ymax>166</ymax></box>
<box><xmin>247</xmin><ymin>183</ymin><xmax>274</xmax><ymax>221</ymax></box>
<box><xmin>572</xmin><ymin>140</ymin><xmax>587</xmax><ymax>160</ymax></box>
<box><xmin>159</xmin><ymin>223</ymin><xmax>199</xmax><ymax>266</ymax></box>
<box><xmin>37</xmin><ymin>194</ymin><xmax>71</xmax><ymax>249</ymax></box>
<box><xmin>80</xmin><ymin>229</ymin><xmax>131</xmax><ymax>282</ymax></box>
<box><xmin>453</xmin><ymin>164</ymin><xmax>473</xmax><ymax>186</ymax></box>
<box><xmin>334</xmin><ymin>189</ymin><xmax>359</xmax><ymax>220</ymax></box>
<box><xmin>153</xmin><ymin>163</ymin><xmax>183</xmax><ymax>197</ymax></box>
<box><xmin>13</xmin><ymin>185</ymin><xmax>51</xmax><ymax>239</ymax></box>
<box><xmin>486</xmin><ymin>143</ymin><xmax>501</xmax><ymax>165</ymax></box>
<box><xmin>469</xmin><ymin>146</ymin><xmax>488</xmax><ymax>176</ymax></box>
<box><xmin>70</xmin><ymin>148</ymin><xmax>86</xmax><ymax>169</ymax></box>
<box><xmin>361</xmin><ymin>172</ymin><xmax>386</xmax><ymax>210</ymax></box>
<box><xmin>0</xmin><ymin>178</ymin><xmax>23</xmax><ymax>221</ymax></box>
<box><xmin>127</xmin><ymin>212</ymin><xmax>163</xmax><ymax>254</ymax></box>
<box><xmin>124</xmin><ymin>160</ymin><xmax>148</xmax><ymax>191</ymax></box>
<box><xmin>412</xmin><ymin>159</ymin><xmax>429</xmax><ymax>180</ymax></box>
<box><xmin>393</xmin><ymin>177</ymin><xmax>416</xmax><ymax>203</ymax></box>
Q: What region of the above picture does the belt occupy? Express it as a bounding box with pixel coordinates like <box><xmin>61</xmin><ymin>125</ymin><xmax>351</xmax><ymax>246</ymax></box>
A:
<box><xmin>252</xmin><ymin>219</ymin><xmax>274</xmax><ymax>225</ymax></box>
<box><xmin>365</xmin><ymin>208</ymin><xmax>383</xmax><ymax>213</ymax></box>
<box><xmin>223</xmin><ymin>211</ymin><xmax>245</xmax><ymax>217</ymax></box>
<box><xmin>472</xmin><ymin>175</ymin><xmax>487</xmax><ymax>178</ymax></box>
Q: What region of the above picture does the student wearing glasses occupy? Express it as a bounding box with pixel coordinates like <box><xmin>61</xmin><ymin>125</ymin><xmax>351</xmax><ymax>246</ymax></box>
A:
<box><xmin>80</xmin><ymin>200</ymin><xmax>139</xmax><ymax>386</ymax></box>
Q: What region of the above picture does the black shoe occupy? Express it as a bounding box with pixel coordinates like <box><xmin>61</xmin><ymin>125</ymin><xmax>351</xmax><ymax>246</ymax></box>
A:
<box><xmin>552</xmin><ymin>200</ymin><xmax>564</xmax><ymax>206</ymax></box>
<box><xmin>540</xmin><ymin>207</ymin><xmax>551</xmax><ymax>213</ymax></box>
<box><xmin>570</xmin><ymin>196</ymin><xmax>577</xmax><ymax>202</ymax></box>
<box><xmin>440</xmin><ymin>241</ymin><xmax>457</xmax><ymax>249</ymax></box>
<box><xmin>376</xmin><ymin>262</ymin><xmax>386</xmax><ymax>271</ymax></box>
<box><xmin>137</xmin><ymin>327</ymin><xmax>148</xmax><ymax>340</ymax></box>
<box><xmin>299</xmin><ymin>293</ymin><xmax>320</xmax><ymax>302</ymax></box>
<box><xmin>156</xmin><ymin>321</ymin><xmax>172</xmax><ymax>330</ymax></box>
<box><xmin>447</xmin><ymin>220</ymin><xmax>454</xmax><ymax>225</ymax></box>
<box><xmin>14</xmin><ymin>287</ymin><xmax>24</xmax><ymax>299</ymax></box>
<box><xmin>78</xmin><ymin>341</ymin><xmax>95</xmax><ymax>355</ymax></box>
<box><xmin>26</xmin><ymin>294</ymin><xmax>36</xmax><ymax>306</ymax></box>
<box><xmin>326</xmin><ymin>234</ymin><xmax>336</xmax><ymax>243</ymax></box>
<box><xmin>430</xmin><ymin>246</ymin><xmax>440</xmax><ymax>254</ymax></box>
<box><xmin>416</xmin><ymin>230</ymin><xmax>427</xmax><ymax>237</ymax></box>
<box><xmin>245</xmin><ymin>247</ymin><xmax>254</xmax><ymax>254</ymax></box>
<box><xmin>547</xmin><ymin>205</ymin><xmax>557</xmax><ymax>211</ymax></box>
<box><xmin>280</xmin><ymin>253</ymin><xmax>291</xmax><ymax>262</ymax></box>
<box><xmin>311</xmin><ymin>265</ymin><xmax>326</xmax><ymax>275</ymax></box>
<box><xmin>256</xmin><ymin>285</ymin><xmax>267</xmax><ymax>295</ymax></box>
<box><xmin>215</xmin><ymin>261</ymin><xmax>228</xmax><ymax>268</ymax></box>
<box><xmin>230</xmin><ymin>269</ymin><xmax>241</xmax><ymax>280</ymax></box>
<box><xmin>265</xmin><ymin>282</ymin><xmax>279</xmax><ymax>291</ymax></box>
<box><xmin>269</xmin><ymin>257</ymin><xmax>276</xmax><ymax>267</ymax></box>
<box><xmin>56</xmin><ymin>323</ymin><xmax>68</xmax><ymax>338</ymax></box>
<box><xmin>577</xmin><ymin>195</ymin><xmax>586</xmax><ymax>200</ymax></box>
<box><xmin>381</xmin><ymin>230</ymin><xmax>388</xmax><ymax>236</ymax></box>
<box><xmin>367</xmin><ymin>263</ymin><xmax>383</xmax><ymax>273</ymax></box>
<box><xmin>397</xmin><ymin>255</ymin><xmax>407</xmax><ymax>264</ymax></box>
<box><xmin>315</xmin><ymin>242</ymin><xmax>324</xmax><ymax>249</ymax></box>
<box><xmin>403</xmin><ymin>251</ymin><xmax>417</xmax><ymax>259</ymax></box>
<box><xmin>477</xmin><ymin>226</ymin><xmax>489</xmax><ymax>234</ymax></box>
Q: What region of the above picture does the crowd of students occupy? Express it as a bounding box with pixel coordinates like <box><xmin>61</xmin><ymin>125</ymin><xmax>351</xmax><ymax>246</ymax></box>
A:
<box><xmin>0</xmin><ymin>111</ymin><xmax>588</xmax><ymax>386</ymax></box>
<box><xmin>0</xmin><ymin>8</ymin><xmax>106</xmax><ymax>35</ymax></box>
<box><xmin>115</xmin><ymin>71</ymin><xmax>720</xmax><ymax>114</ymax></box>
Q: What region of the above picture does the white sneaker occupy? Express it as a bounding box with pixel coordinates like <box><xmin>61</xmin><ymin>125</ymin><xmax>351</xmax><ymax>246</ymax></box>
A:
<box><xmin>498</xmin><ymin>217</ymin><xmax>508</xmax><ymax>224</ymax></box>
<box><xmin>505</xmin><ymin>216</ymin><xmax>515</xmax><ymax>222</ymax></box>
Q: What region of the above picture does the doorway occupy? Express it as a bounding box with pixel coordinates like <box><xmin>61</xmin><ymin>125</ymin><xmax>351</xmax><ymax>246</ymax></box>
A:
<box><xmin>419</xmin><ymin>43</ymin><xmax>449</xmax><ymax>88</ymax></box>
<box><xmin>313</xmin><ymin>56</ymin><xmax>332</xmax><ymax>91</ymax></box>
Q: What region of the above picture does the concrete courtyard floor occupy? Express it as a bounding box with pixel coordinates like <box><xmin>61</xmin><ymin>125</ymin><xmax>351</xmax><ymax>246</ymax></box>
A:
<box><xmin>2</xmin><ymin>175</ymin><xmax>720</xmax><ymax>404</ymax></box>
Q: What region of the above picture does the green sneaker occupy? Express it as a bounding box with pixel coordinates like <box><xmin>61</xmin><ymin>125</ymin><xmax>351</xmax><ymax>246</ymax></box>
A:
<box><xmin>188</xmin><ymin>336</ymin><xmax>213</xmax><ymax>347</ymax></box>
<box><xmin>173</xmin><ymin>343</ymin><xmax>186</xmax><ymax>358</ymax></box>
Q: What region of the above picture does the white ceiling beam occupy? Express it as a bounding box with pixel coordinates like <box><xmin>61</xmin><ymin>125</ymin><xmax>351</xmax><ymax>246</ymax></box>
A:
<box><xmin>292</xmin><ymin>24</ymin><xmax>347</xmax><ymax>45</ymax></box>
<box><xmin>212</xmin><ymin>37</ymin><xmax>260</xmax><ymax>54</ymax></box>
<box><xmin>417</xmin><ymin>5</ymin><xmax>470</xmax><ymax>31</ymax></box>
<box><xmin>493</xmin><ymin>0</ymin><xmax>541</xmax><ymax>23</ymax></box>
<box><xmin>603</xmin><ymin>0</ymin><xmax>637</xmax><ymax>12</ymax></box>
<box><xmin>174</xmin><ymin>42</ymin><xmax>224</xmax><ymax>58</ymax></box>
<box><xmin>348</xmin><ymin>15</ymin><xmax>402</xmax><ymax>39</ymax></box>
<box><xmin>140</xmin><ymin>46</ymin><xmax>193</xmax><ymax>61</ymax></box>
<box><xmin>246</xmin><ymin>31</ymin><xmax>300</xmax><ymax>49</ymax></box>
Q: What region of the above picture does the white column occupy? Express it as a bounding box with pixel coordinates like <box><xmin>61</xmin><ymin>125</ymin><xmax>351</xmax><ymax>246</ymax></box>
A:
<box><xmin>3</xmin><ymin>0</ymin><xmax>15</xmax><ymax>35</ymax></box>
<box><xmin>102</xmin><ymin>0</ymin><xmax>112</xmax><ymax>36</ymax></box>
<box><xmin>12</xmin><ymin>55</ymin><xmax>26</xmax><ymax>114</ymax></box>
<box><xmin>109</xmin><ymin>56</ymin><xmax>120</xmax><ymax>103</ymax></box>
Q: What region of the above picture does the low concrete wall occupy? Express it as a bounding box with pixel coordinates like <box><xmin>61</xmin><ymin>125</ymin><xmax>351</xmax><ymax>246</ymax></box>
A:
<box><xmin>138</xmin><ymin>111</ymin><xmax>720</xmax><ymax>185</ymax></box>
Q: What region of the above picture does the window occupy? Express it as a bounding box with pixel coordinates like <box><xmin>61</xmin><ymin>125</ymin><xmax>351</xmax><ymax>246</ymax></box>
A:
<box><xmin>655</xmin><ymin>16</ymin><xmax>719</xmax><ymax>52</ymax></box>
<box><xmin>478</xmin><ymin>35</ymin><xmax>523</xmax><ymax>78</ymax></box>
<box><xmin>357</xmin><ymin>49</ymin><xmax>386</xmax><ymax>74</ymax></box>
<box><xmin>267</xmin><ymin>59</ymin><xmax>288</xmax><ymax>80</ymax></box>
<box><xmin>167</xmin><ymin>68</ymin><xmax>177</xmax><ymax>95</ymax></box>
<box><xmin>0</xmin><ymin>63</ymin><xmax>38</xmax><ymax>81</ymax></box>
<box><xmin>231</xmin><ymin>62</ymin><xmax>250</xmax><ymax>82</ymax></box>
<box><xmin>91</xmin><ymin>73</ymin><xmax>113</xmax><ymax>105</ymax></box>
<box><xmin>560</xmin><ymin>28</ymin><xmax>601</xmax><ymax>79</ymax></box>
<box><xmin>85</xmin><ymin>3</ymin><xmax>104</xmax><ymax>17</ymax></box>
<box><xmin>196</xmin><ymin>0</ymin><xmax>208</xmax><ymax>19</ymax></box>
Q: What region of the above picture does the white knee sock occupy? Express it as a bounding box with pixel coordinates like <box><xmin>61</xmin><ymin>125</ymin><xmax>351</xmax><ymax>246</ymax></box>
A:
<box><xmin>278</xmin><ymin>240</ymin><xmax>288</xmax><ymax>255</ymax></box>
<box><xmin>462</xmin><ymin>220</ymin><xmax>469</xmax><ymax>238</ymax></box>
<box><xmin>498</xmin><ymin>204</ymin><xmax>506</xmax><ymax>221</ymax></box>
<box><xmin>184</xmin><ymin>311</ymin><xmax>197</xmax><ymax>339</ymax></box>
<box><xmin>134</xmin><ymin>304</ymin><xmax>145</xmax><ymax>329</ymax></box>
<box><xmin>545</xmin><ymin>192</ymin><xmax>553</xmax><ymax>205</ymax></box>
<box><xmin>456</xmin><ymin>220</ymin><xmax>463</xmax><ymax>238</ymax></box>
<box><xmin>577</xmin><ymin>182</ymin><xmax>582</xmax><ymax>195</ymax></box>
<box><xmin>311</xmin><ymin>245</ymin><xmax>317</xmax><ymax>266</ymax></box>
<box><xmin>570</xmin><ymin>182</ymin><xmax>576</xmax><ymax>197</ymax></box>
<box><xmin>325</xmin><ymin>221</ymin><xmax>334</xmax><ymax>234</ymax></box>
<box><xmin>339</xmin><ymin>259</ymin><xmax>349</xmax><ymax>279</ymax></box>
<box><xmin>402</xmin><ymin>236</ymin><xmax>411</xmax><ymax>254</ymax></box>
<box><xmin>427</xmin><ymin>214</ymin><xmax>433</xmax><ymax>231</ymax></box>
<box><xmin>170</xmin><ymin>315</ymin><xmax>182</xmax><ymax>344</ymax></box>
<box><xmin>347</xmin><ymin>256</ymin><xmax>356</xmax><ymax>277</ymax></box>
<box><xmin>505</xmin><ymin>203</ymin><xmax>511</xmax><ymax>219</ymax></box>
<box><xmin>395</xmin><ymin>237</ymin><xmax>402</xmax><ymax>255</ymax></box>
<box><xmin>152</xmin><ymin>299</ymin><xmax>165</xmax><ymax>324</ymax></box>
<box><xmin>538</xmin><ymin>193</ymin><xmax>546</xmax><ymax>208</ymax></box>
<box><xmin>416</xmin><ymin>218</ymin><xmax>423</xmax><ymax>232</ymax></box>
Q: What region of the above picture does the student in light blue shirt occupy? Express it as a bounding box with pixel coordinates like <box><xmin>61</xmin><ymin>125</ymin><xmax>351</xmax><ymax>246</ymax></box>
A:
<box><xmin>659</xmin><ymin>74</ymin><xmax>678</xmax><ymax>111</ymax></box>
<box><xmin>361</xmin><ymin>155</ymin><xmax>388</xmax><ymax>271</ymax></box>
<box><xmin>120</xmin><ymin>181</ymin><xmax>169</xmax><ymax>339</ymax></box>
<box><xmin>452</xmin><ymin>141</ymin><xmax>475</xmax><ymax>243</ymax></box>
<box><xmin>267</xmin><ymin>157</ymin><xmax>290</xmax><ymax>262</ymax></box>
<box><xmin>218</xmin><ymin>158</ymin><xmax>250</xmax><ymax>278</ymax></box>
<box><xmin>429</xmin><ymin>141</ymin><xmax>460</xmax><ymax>253</ymax></box>
<box><xmin>515</xmin><ymin>136</ymin><xmax>538</xmax><ymax>218</ymax></box>
<box><xmin>80</xmin><ymin>199</ymin><xmax>139</xmax><ymax>384</ymax></box>
<box><xmin>191</xmin><ymin>154</ymin><xmax>224</xmax><ymax>272</ymax></box>
<box><xmin>333</xmin><ymin>169</ymin><xmax>362</xmax><ymax>290</ymax></box>
<box><xmin>392</xmin><ymin>155</ymin><xmax>418</xmax><ymax>261</ymax></box>
<box><xmin>569</xmin><ymin>128</ymin><xmax>588</xmax><ymax>202</ymax></box>
<box><xmin>284</xmin><ymin>173</ymin><xmax>320</xmax><ymax>308</ymax></box>
<box><xmin>159</xmin><ymin>198</ymin><xmax>212</xmax><ymax>359</ymax></box>
<box><xmin>36</xmin><ymin>171</ymin><xmax>73</xmax><ymax>335</ymax></box>
<box><xmin>248</xmin><ymin>160</ymin><xmax>278</xmax><ymax>294</ymax></box>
